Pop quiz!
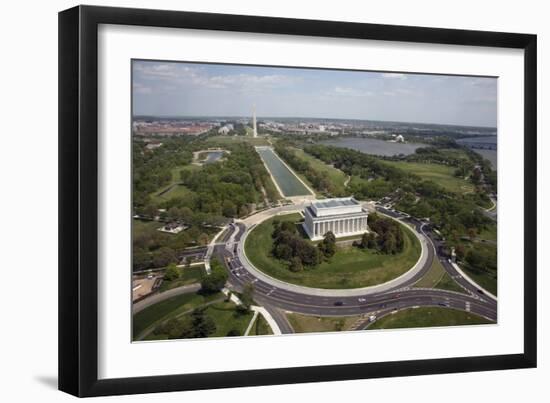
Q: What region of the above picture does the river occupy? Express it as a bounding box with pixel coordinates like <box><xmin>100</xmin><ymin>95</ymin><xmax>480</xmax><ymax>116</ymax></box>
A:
<box><xmin>457</xmin><ymin>136</ymin><xmax>497</xmax><ymax>169</ymax></box>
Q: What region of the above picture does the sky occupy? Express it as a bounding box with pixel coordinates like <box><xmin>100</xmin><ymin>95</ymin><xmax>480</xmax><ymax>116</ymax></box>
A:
<box><xmin>132</xmin><ymin>60</ymin><xmax>497</xmax><ymax>127</ymax></box>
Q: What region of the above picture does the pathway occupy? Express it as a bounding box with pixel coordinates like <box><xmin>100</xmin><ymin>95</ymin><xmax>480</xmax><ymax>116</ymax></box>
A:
<box><xmin>132</xmin><ymin>283</ymin><xmax>201</xmax><ymax>314</ymax></box>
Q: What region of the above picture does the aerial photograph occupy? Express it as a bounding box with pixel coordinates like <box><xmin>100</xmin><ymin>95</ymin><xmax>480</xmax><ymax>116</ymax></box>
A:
<box><xmin>131</xmin><ymin>60</ymin><xmax>497</xmax><ymax>341</ymax></box>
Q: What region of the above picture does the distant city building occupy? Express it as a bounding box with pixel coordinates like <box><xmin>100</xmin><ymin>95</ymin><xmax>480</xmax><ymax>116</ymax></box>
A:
<box><xmin>145</xmin><ymin>142</ymin><xmax>163</xmax><ymax>150</ymax></box>
<box><xmin>218</xmin><ymin>124</ymin><xmax>234</xmax><ymax>135</ymax></box>
<box><xmin>303</xmin><ymin>197</ymin><xmax>369</xmax><ymax>241</ymax></box>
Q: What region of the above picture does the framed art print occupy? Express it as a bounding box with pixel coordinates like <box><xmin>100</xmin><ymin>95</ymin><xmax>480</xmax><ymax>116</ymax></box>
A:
<box><xmin>58</xmin><ymin>5</ymin><xmax>537</xmax><ymax>397</ymax></box>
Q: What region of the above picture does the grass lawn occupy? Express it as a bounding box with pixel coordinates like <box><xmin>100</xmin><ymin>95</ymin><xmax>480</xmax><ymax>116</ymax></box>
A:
<box><xmin>348</xmin><ymin>175</ymin><xmax>370</xmax><ymax>187</ymax></box>
<box><xmin>141</xmin><ymin>300</ymin><xmax>254</xmax><ymax>340</ymax></box>
<box><xmin>248</xmin><ymin>314</ymin><xmax>273</xmax><ymax>336</ymax></box>
<box><xmin>383</xmin><ymin>160</ymin><xmax>474</xmax><ymax>194</ymax></box>
<box><xmin>204</xmin><ymin>302</ymin><xmax>255</xmax><ymax>337</ymax></box>
<box><xmin>133</xmin><ymin>218</ymin><xmax>163</xmax><ymax>237</ymax></box>
<box><xmin>170</xmin><ymin>163</ymin><xmax>200</xmax><ymax>181</ymax></box>
<box><xmin>149</xmin><ymin>164</ymin><xmax>200</xmax><ymax>203</ymax></box>
<box><xmin>292</xmin><ymin>148</ymin><xmax>349</xmax><ymax>196</ymax></box>
<box><xmin>206</xmin><ymin>135</ymin><xmax>270</xmax><ymax>146</ymax></box>
<box><xmin>457</xmin><ymin>241</ymin><xmax>497</xmax><ymax>296</ymax></box>
<box><xmin>478</xmin><ymin>224</ymin><xmax>497</xmax><ymax>242</ymax></box>
<box><xmin>461</xmin><ymin>264</ymin><xmax>497</xmax><ymax>296</ymax></box>
<box><xmin>158</xmin><ymin>265</ymin><xmax>205</xmax><ymax>292</ymax></box>
<box><xmin>154</xmin><ymin>184</ymin><xmax>191</xmax><ymax>202</ymax></box>
<box><xmin>368</xmin><ymin>307</ymin><xmax>493</xmax><ymax>330</ymax></box>
<box><xmin>287</xmin><ymin>313</ymin><xmax>361</xmax><ymax>333</ymax></box>
<box><xmin>245</xmin><ymin>213</ymin><xmax>422</xmax><ymax>289</ymax></box>
<box><xmin>414</xmin><ymin>255</ymin><xmax>446</xmax><ymax>288</ymax></box>
<box><xmin>435</xmin><ymin>272</ymin><xmax>465</xmax><ymax>293</ymax></box>
<box><xmin>414</xmin><ymin>255</ymin><xmax>465</xmax><ymax>293</ymax></box>
<box><xmin>132</xmin><ymin>292</ymin><xmax>223</xmax><ymax>339</ymax></box>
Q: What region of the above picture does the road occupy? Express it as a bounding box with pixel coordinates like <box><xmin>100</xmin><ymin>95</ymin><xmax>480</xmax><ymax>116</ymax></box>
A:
<box><xmin>132</xmin><ymin>283</ymin><xmax>201</xmax><ymax>314</ymax></box>
<box><xmin>215</xmin><ymin>207</ymin><xmax>497</xmax><ymax>333</ymax></box>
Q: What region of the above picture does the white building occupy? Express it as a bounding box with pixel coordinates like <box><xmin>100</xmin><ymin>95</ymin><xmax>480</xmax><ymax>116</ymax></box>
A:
<box><xmin>303</xmin><ymin>197</ymin><xmax>369</xmax><ymax>240</ymax></box>
<box><xmin>252</xmin><ymin>105</ymin><xmax>258</xmax><ymax>137</ymax></box>
<box><xmin>218</xmin><ymin>124</ymin><xmax>234</xmax><ymax>135</ymax></box>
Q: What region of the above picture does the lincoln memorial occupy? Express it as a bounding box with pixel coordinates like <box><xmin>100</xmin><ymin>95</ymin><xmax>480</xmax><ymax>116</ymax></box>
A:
<box><xmin>303</xmin><ymin>197</ymin><xmax>369</xmax><ymax>241</ymax></box>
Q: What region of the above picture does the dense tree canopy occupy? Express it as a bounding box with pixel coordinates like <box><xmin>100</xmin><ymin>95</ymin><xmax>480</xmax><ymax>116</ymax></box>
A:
<box><xmin>360</xmin><ymin>213</ymin><xmax>405</xmax><ymax>255</ymax></box>
<box><xmin>200</xmin><ymin>258</ymin><xmax>228</xmax><ymax>293</ymax></box>
<box><xmin>271</xmin><ymin>219</ymin><xmax>321</xmax><ymax>268</ymax></box>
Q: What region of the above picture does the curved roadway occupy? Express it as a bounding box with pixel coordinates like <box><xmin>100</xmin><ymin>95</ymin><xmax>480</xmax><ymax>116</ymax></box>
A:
<box><xmin>215</xmin><ymin>206</ymin><xmax>497</xmax><ymax>333</ymax></box>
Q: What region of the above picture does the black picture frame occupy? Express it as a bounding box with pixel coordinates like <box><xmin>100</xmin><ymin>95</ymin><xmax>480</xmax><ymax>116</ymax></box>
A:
<box><xmin>58</xmin><ymin>5</ymin><xmax>537</xmax><ymax>397</ymax></box>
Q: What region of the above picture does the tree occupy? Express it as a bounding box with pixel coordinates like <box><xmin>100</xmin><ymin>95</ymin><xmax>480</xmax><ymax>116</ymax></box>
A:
<box><xmin>238</xmin><ymin>283</ymin><xmax>255</xmax><ymax>313</ymax></box>
<box><xmin>190</xmin><ymin>308</ymin><xmax>216</xmax><ymax>338</ymax></box>
<box><xmin>239</xmin><ymin>204</ymin><xmax>249</xmax><ymax>217</ymax></box>
<box><xmin>222</xmin><ymin>200</ymin><xmax>237</xmax><ymax>218</ymax></box>
<box><xmin>274</xmin><ymin>243</ymin><xmax>293</xmax><ymax>260</ymax></box>
<box><xmin>295</xmin><ymin>240</ymin><xmax>322</xmax><ymax>266</ymax></box>
<box><xmin>465</xmin><ymin>249</ymin><xmax>485</xmax><ymax>270</ymax></box>
<box><xmin>143</xmin><ymin>204</ymin><xmax>158</xmax><ymax>219</ymax></box>
<box><xmin>198</xmin><ymin>233</ymin><xmax>209</xmax><ymax>246</ymax></box>
<box><xmin>318</xmin><ymin>231</ymin><xmax>336</xmax><ymax>258</ymax></box>
<box><xmin>133</xmin><ymin>248</ymin><xmax>152</xmax><ymax>271</ymax></box>
<box><xmin>454</xmin><ymin>244</ymin><xmax>466</xmax><ymax>260</ymax></box>
<box><xmin>471</xmin><ymin>167</ymin><xmax>482</xmax><ymax>184</ymax></box>
<box><xmin>226</xmin><ymin>329</ymin><xmax>241</xmax><ymax>337</ymax></box>
<box><xmin>360</xmin><ymin>232</ymin><xmax>377</xmax><ymax>250</ymax></box>
<box><xmin>152</xmin><ymin>247</ymin><xmax>177</xmax><ymax>268</ymax></box>
<box><xmin>280</xmin><ymin>221</ymin><xmax>297</xmax><ymax>233</ymax></box>
<box><xmin>167</xmin><ymin>206</ymin><xmax>181</xmax><ymax>221</ymax></box>
<box><xmin>289</xmin><ymin>256</ymin><xmax>303</xmax><ymax>272</ymax></box>
<box><xmin>163</xmin><ymin>263</ymin><xmax>180</xmax><ymax>281</ymax></box>
<box><xmin>154</xmin><ymin>318</ymin><xmax>185</xmax><ymax>339</ymax></box>
<box><xmin>200</xmin><ymin>259</ymin><xmax>228</xmax><ymax>293</ymax></box>
<box><xmin>381</xmin><ymin>233</ymin><xmax>397</xmax><ymax>254</ymax></box>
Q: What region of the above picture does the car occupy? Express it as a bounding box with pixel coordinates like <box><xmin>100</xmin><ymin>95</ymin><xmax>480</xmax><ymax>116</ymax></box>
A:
<box><xmin>393</xmin><ymin>293</ymin><xmax>401</xmax><ymax>298</ymax></box>
<box><xmin>334</xmin><ymin>301</ymin><xmax>344</xmax><ymax>306</ymax></box>
<box><xmin>379</xmin><ymin>303</ymin><xmax>387</xmax><ymax>308</ymax></box>
<box><xmin>358</xmin><ymin>298</ymin><xmax>367</xmax><ymax>303</ymax></box>
<box><xmin>477</xmin><ymin>289</ymin><xmax>485</xmax><ymax>295</ymax></box>
<box><xmin>438</xmin><ymin>302</ymin><xmax>449</xmax><ymax>307</ymax></box>
<box><xmin>368</xmin><ymin>315</ymin><xmax>377</xmax><ymax>322</ymax></box>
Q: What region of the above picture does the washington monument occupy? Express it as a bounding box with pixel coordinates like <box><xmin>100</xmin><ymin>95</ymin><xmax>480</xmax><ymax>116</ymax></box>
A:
<box><xmin>252</xmin><ymin>105</ymin><xmax>258</xmax><ymax>138</ymax></box>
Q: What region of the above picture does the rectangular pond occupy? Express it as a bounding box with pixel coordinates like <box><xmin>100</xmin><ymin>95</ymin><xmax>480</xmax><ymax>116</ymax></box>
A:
<box><xmin>256</xmin><ymin>147</ymin><xmax>312</xmax><ymax>197</ymax></box>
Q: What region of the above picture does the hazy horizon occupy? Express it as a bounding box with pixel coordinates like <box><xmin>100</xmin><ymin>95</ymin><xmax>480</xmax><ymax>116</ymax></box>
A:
<box><xmin>133</xmin><ymin>113</ymin><xmax>497</xmax><ymax>130</ymax></box>
<box><xmin>133</xmin><ymin>60</ymin><xmax>498</xmax><ymax>128</ymax></box>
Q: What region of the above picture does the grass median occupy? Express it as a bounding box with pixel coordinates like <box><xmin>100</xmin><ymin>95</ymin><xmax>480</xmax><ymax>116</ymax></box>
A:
<box><xmin>368</xmin><ymin>307</ymin><xmax>493</xmax><ymax>330</ymax></box>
